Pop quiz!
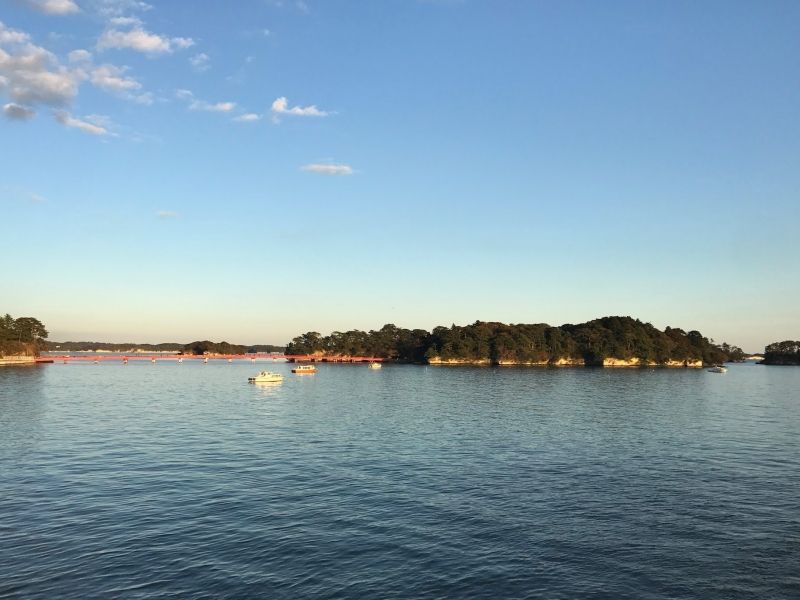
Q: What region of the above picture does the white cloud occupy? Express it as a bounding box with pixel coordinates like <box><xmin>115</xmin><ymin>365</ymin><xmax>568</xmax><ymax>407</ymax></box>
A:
<box><xmin>19</xmin><ymin>0</ymin><xmax>80</xmax><ymax>15</ymax></box>
<box><xmin>0</xmin><ymin>24</ymin><xmax>31</xmax><ymax>45</ymax></box>
<box><xmin>3</xmin><ymin>102</ymin><xmax>35</xmax><ymax>120</ymax></box>
<box><xmin>54</xmin><ymin>109</ymin><xmax>111</xmax><ymax>135</ymax></box>
<box><xmin>97</xmin><ymin>24</ymin><xmax>194</xmax><ymax>55</ymax></box>
<box><xmin>67</xmin><ymin>48</ymin><xmax>92</xmax><ymax>63</ymax></box>
<box><xmin>233</xmin><ymin>112</ymin><xmax>260</xmax><ymax>122</ymax></box>
<box><xmin>271</xmin><ymin>96</ymin><xmax>329</xmax><ymax>119</ymax></box>
<box><xmin>189</xmin><ymin>52</ymin><xmax>209</xmax><ymax>72</ymax></box>
<box><xmin>156</xmin><ymin>210</ymin><xmax>178</xmax><ymax>218</ymax></box>
<box><xmin>301</xmin><ymin>163</ymin><xmax>353</xmax><ymax>176</ymax></box>
<box><xmin>0</xmin><ymin>24</ymin><xmax>82</xmax><ymax>106</ymax></box>
<box><xmin>176</xmin><ymin>88</ymin><xmax>235</xmax><ymax>113</ymax></box>
<box><xmin>1</xmin><ymin>20</ymin><xmax>155</xmax><ymax>134</ymax></box>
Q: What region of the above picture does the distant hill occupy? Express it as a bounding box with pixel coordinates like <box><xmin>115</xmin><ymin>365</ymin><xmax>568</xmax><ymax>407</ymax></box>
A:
<box><xmin>45</xmin><ymin>340</ymin><xmax>285</xmax><ymax>354</ymax></box>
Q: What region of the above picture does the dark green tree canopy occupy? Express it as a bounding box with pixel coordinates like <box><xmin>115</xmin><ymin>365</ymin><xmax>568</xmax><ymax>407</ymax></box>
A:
<box><xmin>763</xmin><ymin>340</ymin><xmax>800</xmax><ymax>365</ymax></box>
<box><xmin>0</xmin><ymin>313</ymin><xmax>48</xmax><ymax>357</ymax></box>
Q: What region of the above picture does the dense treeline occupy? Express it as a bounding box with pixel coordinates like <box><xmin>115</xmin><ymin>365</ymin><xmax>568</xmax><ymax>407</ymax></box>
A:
<box><xmin>0</xmin><ymin>313</ymin><xmax>48</xmax><ymax>356</ymax></box>
<box><xmin>762</xmin><ymin>341</ymin><xmax>800</xmax><ymax>365</ymax></box>
<box><xmin>45</xmin><ymin>340</ymin><xmax>284</xmax><ymax>353</ymax></box>
<box><xmin>286</xmin><ymin>317</ymin><xmax>744</xmax><ymax>366</ymax></box>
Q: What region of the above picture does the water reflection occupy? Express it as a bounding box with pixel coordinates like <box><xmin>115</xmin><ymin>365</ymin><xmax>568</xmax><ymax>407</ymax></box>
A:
<box><xmin>0</xmin><ymin>365</ymin><xmax>48</xmax><ymax>457</ymax></box>
<box><xmin>252</xmin><ymin>380</ymin><xmax>283</xmax><ymax>398</ymax></box>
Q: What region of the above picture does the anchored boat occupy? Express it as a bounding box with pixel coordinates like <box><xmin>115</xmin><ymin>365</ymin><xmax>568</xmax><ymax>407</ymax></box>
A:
<box><xmin>248</xmin><ymin>371</ymin><xmax>284</xmax><ymax>383</ymax></box>
<box><xmin>291</xmin><ymin>364</ymin><xmax>316</xmax><ymax>374</ymax></box>
<box><xmin>707</xmin><ymin>365</ymin><xmax>728</xmax><ymax>373</ymax></box>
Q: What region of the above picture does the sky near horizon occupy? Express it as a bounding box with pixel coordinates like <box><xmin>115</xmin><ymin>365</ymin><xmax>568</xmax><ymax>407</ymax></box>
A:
<box><xmin>1</xmin><ymin>0</ymin><xmax>798</xmax><ymax>351</ymax></box>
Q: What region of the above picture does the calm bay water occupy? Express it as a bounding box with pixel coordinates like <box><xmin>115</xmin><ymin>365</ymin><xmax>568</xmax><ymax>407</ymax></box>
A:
<box><xmin>1</xmin><ymin>361</ymin><xmax>799</xmax><ymax>599</ymax></box>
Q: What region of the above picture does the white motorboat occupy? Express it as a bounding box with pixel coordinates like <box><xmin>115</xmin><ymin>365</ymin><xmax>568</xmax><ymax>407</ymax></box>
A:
<box><xmin>368</xmin><ymin>362</ymin><xmax>382</xmax><ymax>369</ymax></box>
<box><xmin>291</xmin><ymin>364</ymin><xmax>316</xmax><ymax>374</ymax></box>
<box><xmin>707</xmin><ymin>365</ymin><xmax>728</xmax><ymax>373</ymax></box>
<box><xmin>248</xmin><ymin>371</ymin><xmax>284</xmax><ymax>383</ymax></box>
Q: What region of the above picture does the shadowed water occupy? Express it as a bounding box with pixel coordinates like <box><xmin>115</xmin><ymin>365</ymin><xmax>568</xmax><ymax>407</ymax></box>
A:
<box><xmin>1</xmin><ymin>361</ymin><xmax>799</xmax><ymax>599</ymax></box>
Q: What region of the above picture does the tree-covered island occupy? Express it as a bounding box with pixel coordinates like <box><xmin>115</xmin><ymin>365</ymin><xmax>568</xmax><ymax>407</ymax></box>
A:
<box><xmin>761</xmin><ymin>341</ymin><xmax>800</xmax><ymax>365</ymax></box>
<box><xmin>286</xmin><ymin>316</ymin><xmax>745</xmax><ymax>367</ymax></box>
<box><xmin>0</xmin><ymin>314</ymin><xmax>48</xmax><ymax>363</ymax></box>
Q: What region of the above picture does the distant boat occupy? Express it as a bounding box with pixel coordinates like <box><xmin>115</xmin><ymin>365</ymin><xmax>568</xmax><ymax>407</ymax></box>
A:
<box><xmin>708</xmin><ymin>365</ymin><xmax>728</xmax><ymax>373</ymax></box>
<box><xmin>248</xmin><ymin>371</ymin><xmax>284</xmax><ymax>383</ymax></box>
<box><xmin>368</xmin><ymin>362</ymin><xmax>382</xmax><ymax>369</ymax></box>
<box><xmin>292</xmin><ymin>364</ymin><xmax>316</xmax><ymax>374</ymax></box>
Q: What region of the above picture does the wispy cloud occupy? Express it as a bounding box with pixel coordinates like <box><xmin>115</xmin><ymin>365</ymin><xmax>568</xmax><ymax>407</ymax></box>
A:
<box><xmin>89</xmin><ymin>63</ymin><xmax>152</xmax><ymax>104</ymax></box>
<box><xmin>1</xmin><ymin>185</ymin><xmax>47</xmax><ymax>203</ymax></box>
<box><xmin>176</xmin><ymin>88</ymin><xmax>236</xmax><ymax>112</ymax></box>
<box><xmin>54</xmin><ymin>110</ymin><xmax>114</xmax><ymax>136</ymax></box>
<box><xmin>19</xmin><ymin>0</ymin><xmax>80</xmax><ymax>15</ymax></box>
<box><xmin>156</xmin><ymin>210</ymin><xmax>178</xmax><ymax>218</ymax></box>
<box><xmin>97</xmin><ymin>19</ymin><xmax>194</xmax><ymax>55</ymax></box>
<box><xmin>301</xmin><ymin>163</ymin><xmax>354</xmax><ymax>176</ymax></box>
<box><xmin>271</xmin><ymin>96</ymin><xmax>329</xmax><ymax>120</ymax></box>
<box><xmin>189</xmin><ymin>52</ymin><xmax>210</xmax><ymax>72</ymax></box>
<box><xmin>233</xmin><ymin>112</ymin><xmax>261</xmax><ymax>122</ymax></box>
<box><xmin>3</xmin><ymin>102</ymin><xmax>36</xmax><ymax>120</ymax></box>
<box><xmin>91</xmin><ymin>0</ymin><xmax>153</xmax><ymax>18</ymax></box>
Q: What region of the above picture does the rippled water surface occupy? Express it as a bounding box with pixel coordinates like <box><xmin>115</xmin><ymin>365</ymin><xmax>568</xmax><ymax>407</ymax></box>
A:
<box><xmin>1</xmin><ymin>361</ymin><xmax>799</xmax><ymax>599</ymax></box>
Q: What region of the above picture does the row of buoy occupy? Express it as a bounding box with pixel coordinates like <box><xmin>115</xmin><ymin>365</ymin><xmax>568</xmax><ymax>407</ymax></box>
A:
<box><xmin>68</xmin><ymin>356</ymin><xmax>247</xmax><ymax>364</ymax></box>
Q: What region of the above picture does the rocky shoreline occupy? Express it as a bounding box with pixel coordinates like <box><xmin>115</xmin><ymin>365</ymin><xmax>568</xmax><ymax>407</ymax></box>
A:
<box><xmin>0</xmin><ymin>355</ymin><xmax>37</xmax><ymax>366</ymax></box>
<box><xmin>427</xmin><ymin>356</ymin><xmax>704</xmax><ymax>367</ymax></box>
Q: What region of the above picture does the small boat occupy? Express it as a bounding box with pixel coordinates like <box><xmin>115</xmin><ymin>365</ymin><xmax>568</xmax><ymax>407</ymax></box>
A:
<box><xmin>707</xmin><ymin>365</ymin><xmax>728</xmax><ymax>373</ymax></box>
<box><xmin>291</xmin><ymin>364</ymin><xmax>316</xmax><ymax>374</ymax></box>
<box><xmin>248</xmin><ymin>371</ymin><xmax>284</xmax><ymax>383</ymax></box>
<box><xmin>368</xmin><ymin>362</ymin><xmax>382</xmax><ymax>369</ymax></box>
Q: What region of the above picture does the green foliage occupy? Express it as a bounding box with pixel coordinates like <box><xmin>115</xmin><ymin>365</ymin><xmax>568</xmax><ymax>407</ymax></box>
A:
<box><xmin>763</xmin><ymin>341</ymin><xmax>800</xmax><ymax>365</ymax></box>
<box><xmin>286</xmin><ymin>316</ymin><xmax>745</xmax><ymax>366</ymax></box>
<box><xmin>0</xmin><ymin>313</ymin><xmax>48</xmax><ymax>357</ymax></box>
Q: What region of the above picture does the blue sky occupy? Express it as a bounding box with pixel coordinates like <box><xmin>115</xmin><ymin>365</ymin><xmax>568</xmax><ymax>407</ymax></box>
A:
<box><xmin>1</xmin><ymin>0</ymin><xmax>798</xmax><ymax>351</ymax></box>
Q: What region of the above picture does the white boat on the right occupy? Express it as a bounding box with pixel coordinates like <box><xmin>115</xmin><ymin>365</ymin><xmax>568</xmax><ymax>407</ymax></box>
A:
<box><xmin>707</xmin><ymin>365</ymin><xmax>728</xmax><ymax>373</ymax></box>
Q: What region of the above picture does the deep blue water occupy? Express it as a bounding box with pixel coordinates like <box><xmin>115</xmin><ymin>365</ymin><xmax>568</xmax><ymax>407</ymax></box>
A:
<box><xmin>1</xmin><ymin>361</ymin><xmax>799</xmax><ymax>599</ymax></box>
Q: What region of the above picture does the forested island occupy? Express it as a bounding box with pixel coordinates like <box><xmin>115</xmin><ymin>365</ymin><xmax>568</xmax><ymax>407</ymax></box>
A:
<box><xmin>286</xmin><ymin>316</ymin><xmax>745</xmax><ymax>367</ymax></box>
<box><xmin>0</xmin><ymin>314</ymin><xmax>48</xmax><ymax>364</ymax></box>
<box><xmin>761</xmin><ymin>341</ymin><xmax>800</xmax><ymax>365</ymax></box>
